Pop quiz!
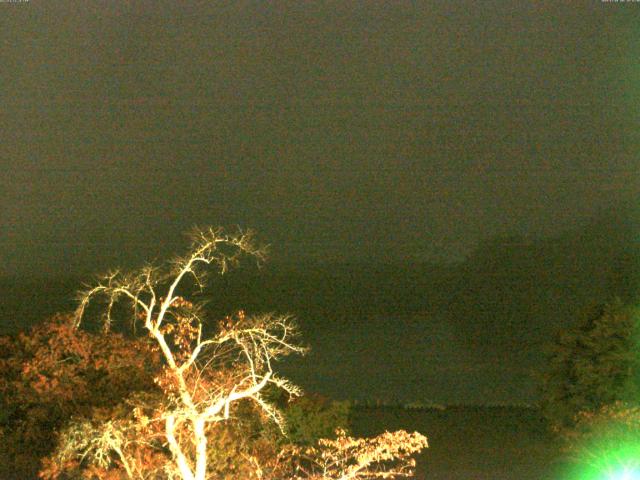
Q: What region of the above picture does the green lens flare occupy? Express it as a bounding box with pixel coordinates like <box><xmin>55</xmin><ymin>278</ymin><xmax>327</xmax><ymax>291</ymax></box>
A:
<box><xmin>565</xmin><ymin>441</ymin><xmax>640</xmax><ymax>480</ymax></box>
<box><xmin>612</xmin><ymin>468</ymin><xmax>640</xmax><ymax>480</ymax></box>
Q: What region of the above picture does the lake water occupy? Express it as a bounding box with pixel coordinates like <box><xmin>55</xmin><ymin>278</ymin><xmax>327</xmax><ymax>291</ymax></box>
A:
<box><xmin>279</xmin><ymin>312</ymin><xmax>539</xmax><ymax>405</ymax></box>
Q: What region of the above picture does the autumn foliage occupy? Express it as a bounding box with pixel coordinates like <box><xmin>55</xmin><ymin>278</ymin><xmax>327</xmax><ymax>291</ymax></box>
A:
<box><xmin>1</xmin><ymin>227</ymin><xmax>427</xmax><ymax>480</ymax></box>
<box><xmin>0</xmin><ymin>313</ymin><xmax>160</xmax><ymax>479</ymax></box>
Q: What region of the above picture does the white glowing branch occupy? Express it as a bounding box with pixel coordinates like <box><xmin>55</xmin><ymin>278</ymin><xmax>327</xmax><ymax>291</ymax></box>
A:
<box><xmin>72</xmin><ymin>227</ymin><xmax>305</xmax><ymax>480</ymax></box>
<box><xmin>63</xmin><ymin>226</ymin><xmax>427</xmax><ymax>480</ymax></box>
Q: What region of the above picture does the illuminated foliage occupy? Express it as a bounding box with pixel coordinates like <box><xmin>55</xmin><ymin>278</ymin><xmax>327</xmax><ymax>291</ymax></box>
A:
<box><xmin>0</xmin><ymin>314</ymin><xmax>159</xmax><ymax>479</ymax></box>
<box><xmin>291</xmin><ymin>428</ymin><xmax>428</xmax><ymax>480</ymax></box>
<box><xmin>37</xmin><ymin>227</ymin><xmax>427</xmax><ymax>480</ymax></box>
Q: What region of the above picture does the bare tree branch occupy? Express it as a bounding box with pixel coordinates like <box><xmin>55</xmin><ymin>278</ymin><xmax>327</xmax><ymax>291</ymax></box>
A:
<box><xmin>55</xmin><ymin>226</ymin><xmax>426</xmax><ymax>480</ymax></box>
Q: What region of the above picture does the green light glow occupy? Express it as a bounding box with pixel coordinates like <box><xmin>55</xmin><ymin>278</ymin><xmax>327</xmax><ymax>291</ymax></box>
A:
<box><xmin>610</xmin><ymin>468</ymin><xmax>640</xmax><ymax>480</ymax></box>
<box><xmin>561</xmin><ymin>307</ymin><xmax>640</xmax><ymax>480</ymax></box>
<box><xmin>566</xmin><ymin>440</ymin><xmax>640</xmax><ymax>480</ymax></box>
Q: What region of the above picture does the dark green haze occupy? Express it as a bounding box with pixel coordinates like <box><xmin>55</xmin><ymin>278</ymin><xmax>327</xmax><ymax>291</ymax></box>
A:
<box><xmin>1</xmin><ymin>1</ymin><xmax>639</xmax><ymax>276</ymax></box>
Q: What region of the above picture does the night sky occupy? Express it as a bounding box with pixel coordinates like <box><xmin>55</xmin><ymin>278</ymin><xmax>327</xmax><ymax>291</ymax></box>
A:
<box><xmin>2</xmin><ymin>1</ymin><xmax>639</xmax><ymax>276</ymax></box>
<box><xmin>2</xmin><ymin>1</ymin><xmax>640</xmax><ymax>409</ymax></box>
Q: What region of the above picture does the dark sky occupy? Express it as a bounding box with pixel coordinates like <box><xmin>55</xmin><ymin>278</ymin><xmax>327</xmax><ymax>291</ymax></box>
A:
<box><xmin>2</xmin><ymin>1</ymin><xmax>639</xmax><ymax>276</ymax></box>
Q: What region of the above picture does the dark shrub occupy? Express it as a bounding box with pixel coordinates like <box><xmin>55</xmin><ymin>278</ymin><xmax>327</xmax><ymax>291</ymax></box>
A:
<box><xmin>539</xmin><ymin>298</ymin><xmax>640</xmax><ymax>435</ymax></box>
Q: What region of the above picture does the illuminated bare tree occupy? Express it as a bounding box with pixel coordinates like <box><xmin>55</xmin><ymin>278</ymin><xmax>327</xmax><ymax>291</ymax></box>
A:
<box><xmin>72</xmin><ymin>227</ymin><xmax>306</xmax><ymax>480</ymax></box>
<box><xmin>55</xmin><ymin>226</ymin><xmax>428</xmax><ymax>480</ymax></box>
